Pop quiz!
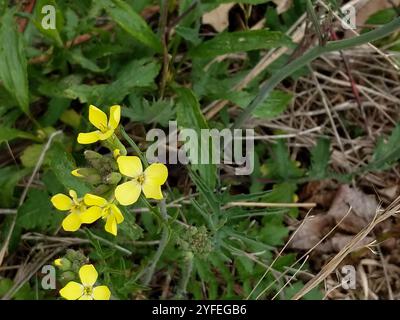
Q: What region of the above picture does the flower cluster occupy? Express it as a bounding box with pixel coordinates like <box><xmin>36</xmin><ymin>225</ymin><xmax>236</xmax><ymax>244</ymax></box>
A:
<box><xmin>50</xmin><ymin>105</ymin><xmax>169</xmax><ymax>300</ymax></box>
<box><xmin>51</xmin><ymin>105</ymin><xmax>168</xmax><ymax>236</ymax></box>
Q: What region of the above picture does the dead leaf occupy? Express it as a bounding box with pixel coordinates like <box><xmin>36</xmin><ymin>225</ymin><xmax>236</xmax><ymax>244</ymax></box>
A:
<box><xmin>327</xmin><ymin>185</ymin><xmax>378</xmax><ymax>234</ymax></box>
<box><xmin>289</xmin><ymin>214</ymin><xmax>334</xmax><ymax>250</ymax></box>
<box><xmin>299</xmin><ymin>180</ymin><xmax>337</xmax><ymax>208</ymax></box>
<box><xmin>202</xmin><ymin>3</ymin><xmax>235</xmax><ymax>33</ymax></box>
<box><xmin>328</xmin><ymin>234</ymin><xmax>374</xmax><ymax>252</ymax></box>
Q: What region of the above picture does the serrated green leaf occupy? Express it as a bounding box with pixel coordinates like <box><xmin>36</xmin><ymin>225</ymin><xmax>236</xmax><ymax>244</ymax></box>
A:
<box><xmin>190</xmin><ymin>30</ymin><xmax>291</xmax><ymax>57</ymax></box>
<box><xmin>266</xmin><ymin>140</ymin><xmax>303</xmax><ymax>180</ymax></box>
<box><xmin>260</xmin><ymin>214</ymin><xmax>288</xmax><ymax>246</ymax></box>
<box><xmin>124</xmin><ymin>98</ymin><xmax>175</xmax><ymax>127</ymax></box>
<box><xmin>252</xmin><ymin>91</ymin><xmax>293</xmax><ymax>118</ymax></box>
<box><xmin>17</xmin><ymin>189</ymin><xmax>61</xmax><ymax>231</ymax></box>
<box><xmin>0</xmin><ymin>10</ymin><xmax>29</xmax><ymax>113</ymax></box>
<box><xmin>47</xmin><ymin>142</ymin><xmax>91</xmax><ymax>195</ymax></box>
<box><xmin>369</xmin><ymin>124</ymin><xmax>400</xmax><ymax>170</ymax></box>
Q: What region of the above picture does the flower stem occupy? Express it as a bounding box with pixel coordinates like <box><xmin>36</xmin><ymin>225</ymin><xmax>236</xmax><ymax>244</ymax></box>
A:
<box><xmin>175</xmin><ymin>252</ymin><xmax>194</xmax><ymax>299</ymax></box>
<box><xmin>141</xmin><ymin>199</ymin><xmax>170</xmax><ymax>286</ymax></box>
<box><xmin>120</xmin><ymin>127</ymin><xmax>148</xmax><ymax>166</ymax></box>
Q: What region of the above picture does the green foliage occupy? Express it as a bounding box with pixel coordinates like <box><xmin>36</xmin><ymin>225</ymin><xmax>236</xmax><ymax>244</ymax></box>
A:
<box><xmin>98</xmin><ymin>0</ymin><xmax>162</xmax><ymax>52</ymax></box>
<box><xmin>309</xmin><ymin>138</ymin><xmax>331</xmax><ymax>179</ymax></box>
<box><xmin>368</xmin><ymin>125</ymin><xmax>400</xmax><ymax>171</ymax></box>
<box><xmin>1</xmin><ymin>0</ymin><xmax>398</xmax><ymax>302</ymax></box>
<box><xmin>17</xmin><ymin>189</ymin><xmax>61</xmax><ymax>231</ymax></box>
<box><xmin>190</xmin><ymin>30</ymin><xmax>292</xmax><ymax>57</ymax></box>
<box><xmin>0</xmin><ymin>10</ymin><xmax>29</xmax><ymax>113</ymax></box>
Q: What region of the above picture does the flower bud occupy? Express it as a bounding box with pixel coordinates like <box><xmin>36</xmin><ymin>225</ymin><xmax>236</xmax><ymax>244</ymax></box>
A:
<box><xmin>54</xmin><ymin>257</ymin><xmax>72</xmax><ymax>271</ymax></box>
<box><xmin>60</xmin><ymin>271</ymin><xmax>76</xmax><ymax>282</ymax></box>
<box><xmin>104</xmin><ymin>172</ymin><xmax>122</xmax><ymax>185</ymax></box>
<box><xmin>94</xmin><ymin>184</ymin><xmax>111</xmax><ymax>195</ymax></box>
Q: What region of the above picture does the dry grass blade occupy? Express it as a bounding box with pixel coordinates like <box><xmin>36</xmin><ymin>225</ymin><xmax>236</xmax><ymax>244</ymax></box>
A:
<box><xmin>291</xmin><ymin>196</ymin><xmax>400</xmax><ymax>300</ymax></box>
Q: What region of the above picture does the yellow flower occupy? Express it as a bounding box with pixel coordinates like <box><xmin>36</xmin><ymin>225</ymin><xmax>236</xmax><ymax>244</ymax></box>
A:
<box><xmin>77</xmin><ymin>105</ymin><xmax>120</xmax><ymax>144</ymax></box>
<box><xmin>51</xmin><ymin>190</ymin><xmax>91</xmax><ymax>232</ymax></box>
<box><xmin>59</xmin><ymin>264</ymin><xmax>111</xmax><ymax>300</ymax></box>
<box><xmin>54</xmin><ymin>258</ymin><xmax>63</xmax><ymax>267</ymax></box>
<box><xmin>80</xmin><ymin>194</ymin><xmax>124</xmax><ymax>236</ymax></box>
<box><xmin>115</xmin><ymin>156</ymin><xmax>168</xmax><ymax>206</ymax></box>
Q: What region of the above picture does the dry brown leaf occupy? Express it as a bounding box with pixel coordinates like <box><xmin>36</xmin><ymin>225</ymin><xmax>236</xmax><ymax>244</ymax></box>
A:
<box><xmin>327</xmin><ymin>185</ymin><xmax>378</xmax><ymax>234</ymax></box>
<box><xmin>289</xmin><ymin>214</ymin><xmax>334</xmax><ymax>250</ymax></box>
<box><xmin>328</xmin><ymin>234</ymin><xmax>374</xmax><ymax>252</ymax></box>
<box><xmin>202</xmin><ymin>3</ymin><xmax>235</xmax><ymax>33</ymax></box>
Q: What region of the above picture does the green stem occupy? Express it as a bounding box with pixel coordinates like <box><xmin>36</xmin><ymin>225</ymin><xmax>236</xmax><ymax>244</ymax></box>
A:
<box><xmin>120</xmin><ymin>127</ymin><xmax>148</xmax><ymax>166</ymax></box>
<box><xmin>233</xmin><ymin>17</ymin><xmax>400</xmax><ymax>129</ymax></box>
<box><xmin>306</xmin><ymin>0</ymin><xmax>324</xmax><ymax>45</ymax></box>
<box><xmin>141</xmin><ymin>199</ymin><xmax>170</xmax><ymax>286</ymax></box>
<box><xmin>175</xmin><ymin>252</ymin><xmax>194</xmax><ymax>299</ymax></box>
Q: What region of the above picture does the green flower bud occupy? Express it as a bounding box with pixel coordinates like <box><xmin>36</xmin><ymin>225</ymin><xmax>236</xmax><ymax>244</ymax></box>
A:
<box><xmin>94</xmin><ymin>184</ymin><xmax>111</xmax><ymax>195</ymax></box>
<box><xmin>104</xmin><ymin>172</ymin><xmax>122</xmax><ymax>185</ymax></box>
<box><xmin>54</xmin><ymin>257</ymin><xmax>72</xmax><ymax>271</ymax></box>
<box><xmin>60</xmin><ymin>271</ymin><xmax>76</xmax><ymax>282</ymax></box>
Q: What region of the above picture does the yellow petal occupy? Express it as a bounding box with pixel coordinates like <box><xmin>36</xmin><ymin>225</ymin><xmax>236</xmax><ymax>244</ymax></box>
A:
<box><xmin>71</xmin><ymin>169</ymin><xmax>84</xmax><ymax>177</ymax></box>
<box><xmin>77</xmin><ymin>131</ymin><xmax>101</xmax><ymax>144</ymax></box>
<box><xmin>62</xmin><ymin>212</ymin><xmax>82</xmax><ymax>232</ymax></box>
<box><xmin>79</xmin><ymin>294</ymin><xmax>93</xmax><ymax>300</ymax></box>
<box><xmin>84</xmin><ymin>194</ymin><xmax>107</xmax><ymax>207</ymax></box>
<box><xmin>93</xmin><ymin>285</ymin><xmax>111</xmax><ymax>300</ymax></box>
<box><xmin>117</xmin><ymin>156</ymin><xmax>143</xmax><ymax>178</ymax></box>
<box><xmin>105</xmin><ymin>215</ymin><xmax>117</xmax><ymax>236</ymax></box>
<box><xmin>51</xmin><ymin>194</ymin><xmax>72</xmax><ymax>211</ymax></box>
<box><xmin>108</xmin><ymin>105</ymin><xmax>120</xmax><ymax>130</ymax></box>
<box><xmin>110</xmin><ymin>204</ymin><xmax>124</xmax><ymax>223</ymax></box>
<box><xmin>114</xmin><ymin>180</ymin><xmax>141</xmax><ymax>206</ymax></box>
<box><xmin>144</xmin><ymin>163</ymin><xmax>168</xmax><ymax>185</ymax></box>
<box><xmin>89</xmin><ymin>105</ymin><xmax>108</xmax><ymax>130</ymax></box>
<box><xmin>97</xmin><ymin>129</ymin><xmax>114</xmax><ymax>141</ymax></box>
<box><xmin>113</xmin><ymin>149</ymin><xmax>121</xmax><ymax>159</ymax></box>
<box><xmin>142</xmin><ymin>182</ymin><xmax>163</xmax><ymax>200</ymax></box>
<box><xmin>69</xmin><ymin>190</ymin><xmax>78</xmax><ymax>201</ymax></box>
<box><xmin>60</xmin><ymin>281</ymin><xmax>83</xmax><ymax>300</ymax></box>
<box><xmin>79</xmin><ymin>264</ymin><xmax>98</xmax><ymax>287</ymax></box>
<box><xmin>80</xmin><ymin>206</ymin><xmax>103</xmax><ymax>224</ymax></box>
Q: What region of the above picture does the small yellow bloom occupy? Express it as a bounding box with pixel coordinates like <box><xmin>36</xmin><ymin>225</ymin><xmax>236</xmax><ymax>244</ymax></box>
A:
<box><xmin>54</xmin><ymin>258</ymin><xmax>63</xmax><ymax>267</ymax></box>
<box><xmin>80</xmin><ymin>194</ymin><xmax>124</xmax><ymax>236</ymax></box>
<box><xmin>77</xmin><ymin>105</ymin><xmax>120</xmax><ymax>144</ymax></box>
<box><xmin>71</xmin><ymin>169</ymin><xmax>84</xmax><ymax>177</ymax></box>
<box><xmin>59</xmin><ymin>264</ymin><xmax>111</xmax><ymax>300</ymax></box>
<box><xmin>51</xmin><ymin>190</ymin><xmax>90</xmax><ymax>232</ymax></box>
<box><xmin>115</xmin><ymin>156</ymin><xmax>168</xmax><ymax>206</ymax></box>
